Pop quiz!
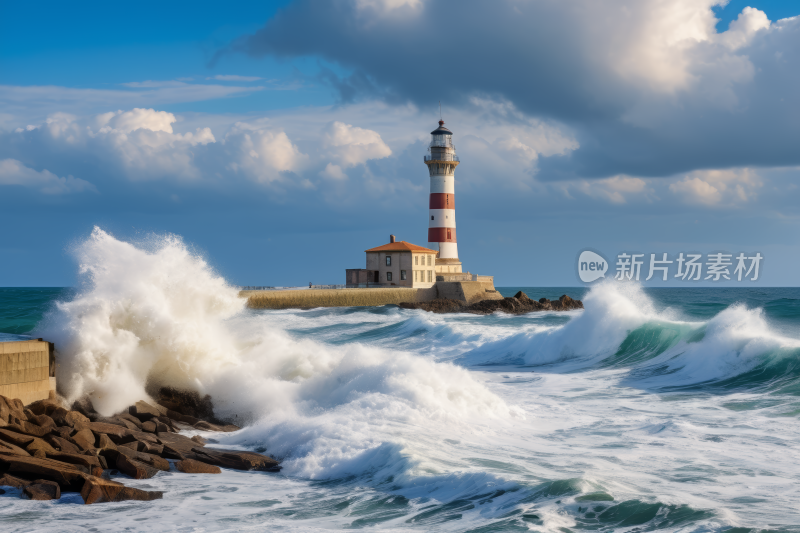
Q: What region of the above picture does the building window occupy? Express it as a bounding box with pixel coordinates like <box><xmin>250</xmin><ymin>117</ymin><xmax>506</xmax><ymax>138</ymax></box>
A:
<box><xmin>386</xmin><ymin>271</ymin><xmax>393</xmax><ymax>281</ymax></box>
<box><xmin>401</xmin><ymin>270</ymin><xmax>407</xmax><ymax>280</ymax></box>
<box><xmin>386</xmin><ymin>255</ymin><xmax>391</xmax><ymax>266</ymax></box>
<box><xmin>415</xmin><ymin>256</ymin><xmax>418</xmax><ymax>265</ymax></box>
<box><xmin>427</xmin><ymin>270</ymin><xmax>432</xmax><ymax>282</ymax></box>
<box><xmin>414</xmin><ymin>270</ymin><xmax>418</xmax><ymax>281</ymax></box>
<box><xmin>427</xmin><ymin>255</ymin><xmax>431</xmax><ymax>266</ymax></box>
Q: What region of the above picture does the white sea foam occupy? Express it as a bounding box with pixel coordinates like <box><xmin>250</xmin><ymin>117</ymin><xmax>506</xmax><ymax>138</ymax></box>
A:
<box><xmin>36</xmin><ymin>227</ymin><xmax>520</xmax><ymax>480</ymax></box>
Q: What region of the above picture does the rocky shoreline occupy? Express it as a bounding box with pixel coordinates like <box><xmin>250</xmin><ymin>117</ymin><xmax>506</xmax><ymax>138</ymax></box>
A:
<box><xmin>399</xmin><ymin>291</ymin><xmax>583</xmax><ymax>314</ymax></box>
<box><xmin>0</xmin><ymin>389</ymin><xmax>279</xmax><ymax>504</ymax></box>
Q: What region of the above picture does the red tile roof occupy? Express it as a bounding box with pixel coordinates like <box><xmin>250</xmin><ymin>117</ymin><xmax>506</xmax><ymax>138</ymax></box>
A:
<box><xmin>365</xmin><ymin>241</ymin><xmax>437</xmax><ymax>253</ymax></box>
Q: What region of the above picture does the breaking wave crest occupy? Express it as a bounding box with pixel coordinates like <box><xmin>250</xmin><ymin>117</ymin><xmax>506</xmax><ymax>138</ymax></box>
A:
<box><xmin>35</xmin><ymin>227</ymin><xmax>520</xmax><ymax>479</ymax></box>
<box><xmin>458</xmin><ymin>281</ymin><xmax>800</xmax><ymax>393</ymax></box>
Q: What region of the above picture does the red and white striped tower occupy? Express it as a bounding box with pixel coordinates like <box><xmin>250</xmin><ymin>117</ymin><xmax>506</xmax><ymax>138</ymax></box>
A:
<box><xmin>425</xmin><ymin>120</ymin><xmax>462</xmax><ymax>273</ymax></box>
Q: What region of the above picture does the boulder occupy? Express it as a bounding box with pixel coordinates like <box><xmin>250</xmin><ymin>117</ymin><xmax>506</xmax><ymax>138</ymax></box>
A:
<box><xmin>80</xmin><ymin>475</ymin><xmax>163</xmax><ymax>504</ymax></box>
<box><xmin>115</xmin><ymin>453</ymin><xmax>159</xmax><ymax>479</ymax></box>
<box><xmin>46</xmin><ymin>452</ymin><xmax>103</xmax><ymax>476</ymax></box>
<box><xmin>65</xmin><ymin>410</ymin><xmax>90</xmax><ymax>428</ymax></box>
<box><xmin>141</xmin><ymin>420</ymin><xmax>157</xmax><ymax>433</ymax></box>
<box><xmin>156</xmin><ymin>388</ymin><xmax>215</xmax><ymax>421</ymax></box>
<box><xmin>85</xmin><ymin>421</ymin><xmax>131</xmax><ymax>441</ymax></box>
<box><xmin>550</xmin><ymin>294</ymin><xmax>583</xmax><ymax>311</ymax></box>
<box><xmin>48</xmin><ymin>407</ymin><xmax>70</xmax><ymax>427</ymax></box>
<box><xmin>25</xmin><ymin>437</ymin><xmax>58</xmax><ymax>456</ymax></box>
<box><xmin>45</xmin><ymin>435</ymin><xmax>80</xmax><ymax>454</ymax></box>
<box><xmin>0</xmin><ymin>428</ymin><xmax>35</xmax><ymax>448</ymax></box>
<box><xmin>157</xmin><ymin>432</ymin><xmax>202</xmax><ymax>459</ymax></box>
<box><xmin>0</xmin><ymin>439</ymin><xmax>31</xmax><ymax>457</ymax></box>
<box><xmin>398</xmin><ymin>298</ymin><xmax>464</xmax><ymax>313</ymax></box>
<box><xmin>96</xmin><ymin>434</ymin><xmax>117</xmax><ymax>451</ymax></box>
<box><xmin>27</xmin><ymin>414</ymin><xmax>56</xmax><ymax>430</ymax></box>
<box><xmin>130</xmin><ymin>401</ymin><xmax>163</xmax><ymax>421</ymax></box>
<box><xmin>4</xmin><ymin>421</ymin><xmax>50</xmax><ymax>438</ymax></box>
<box><xmin>23</xmin><ymin>480</ymin><xmax>61</xmax><ymax>500</ymax></box>
<box><xmin>0</xmin><ymin>453</ymin><xmax>88</xmax><ymax>490</ymax></box>
<box><xmin>70</xmin><ymin>428</ymin><xmax>96</xmax><ymax>451</ymax></box>
<box><xmin>116</xmin><ymin>413</ymin><xmax>144</xmax><ymax>430</ymax></box>
<box><xmin>190</xmin><ymin>447</ymin><xmax>281</xmax><ymax>472</ymax></box>
<box><xmin>177</xmin><ymin>458</ymin><xmax>221</xmax><ymax>474</ymax></box>
<box><xmin>191</xmin><ymin>435</ymin><xmax>208</xmax><ymax>445</ymax></box>
<box><xmin>51</xmin><ymin>426</ymin><xmax>73</xmax><ymax>440</ymax></box>
<box><xmin>94</xmin><ymin>416</ymin><xmax>138</xmax><ymax>431</ymax></box>
<box><xmin>70</xmin><ymin>398</ymin><xmax>96</xmax><ymax>419</ymax></box>
<box><xmin>114</xmin><ymin>446</ymin><xmax>170</xmax><ymax>471</ymax></box>
<box><xmin>156</xmin><ymin>415</ymin><xmax>177</xmax><ymax>431</ymax></box>
<box><xmin>26</xmin><ymin>399</ymin><xmax>61</xmax><ymax>417</ymax></box>
<box><xmin>193</xmin><ymin>421</ymin><xmax>240</xmax><ymax>432</ymax></box>
<box><xmin>513</xmin><ymin>291</ymin><xmax>534</xmax><ymax>305</ymax></box>
<box><xmin>0</xmin><ymin>474</ymin><xmax>32</xmax><ymax>488</ymax></box>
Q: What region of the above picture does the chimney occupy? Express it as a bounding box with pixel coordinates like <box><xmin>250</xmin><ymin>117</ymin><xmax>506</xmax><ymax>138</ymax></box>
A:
<box><xmin>390</xmin><ymin>234</ymin><xmax>396</xmax><ymax>243</ymax></box>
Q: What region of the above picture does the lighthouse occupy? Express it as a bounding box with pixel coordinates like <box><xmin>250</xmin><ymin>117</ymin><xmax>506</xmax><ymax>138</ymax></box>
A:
<box><xmin>425</xmin><ymin>120</ymin><xmax>462</xmax><ymax>274</ymax></box>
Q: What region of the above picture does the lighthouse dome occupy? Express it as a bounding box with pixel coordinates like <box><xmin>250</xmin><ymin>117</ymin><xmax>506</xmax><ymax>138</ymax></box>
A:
<box><xmin>430</xmin><ymin>120</ymin><xmax>452</xmax><ymax>136</ymax></box>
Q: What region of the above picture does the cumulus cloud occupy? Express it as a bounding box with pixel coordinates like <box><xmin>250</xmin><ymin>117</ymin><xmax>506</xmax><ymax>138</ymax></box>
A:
<box><xmin>97</xmin><ymin>108</ymin><xmax>177</xmax><ymax>134</ymax></box>
<box><xmin>669</xmin><ymin>168</ymin><xmax>762</xmax><ymax>206</ymax></box>
<box><xmin>569</xmin><ymin>176</ymin><xmax>653</xmax><ymax>205</ymax></box>
<box><xmin>233</xmin><ymin>0</ymin><xmax>800</xmax><ymax>179</ymax></box>
<box><xmin>0</xmin><ymin>159</ymin><xmax>95</xmax><ymax>194</ymax></box>
<box><xmin>222</xmin><ymin>121</ymin><xmax>309</xmax><ymax>183</ymax></box>
<box><xmin>321</xmin><ymin>121</ymin><xmax>392</xmax><ymax>167</ymax></box>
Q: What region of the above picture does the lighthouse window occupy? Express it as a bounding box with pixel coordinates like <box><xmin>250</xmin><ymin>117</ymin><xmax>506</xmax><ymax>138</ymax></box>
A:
<box><xmin>386</xmin><ymin>272</ymin><xmax>393</xmax><ymax>281</ymax></box>
<box><xmin>447</xmin><ymin>229</ymin><xmax>452</xmax><ymax>240</ymax></box>
<box><xmin>431</xmin><ymin>216</ymin><xmax>434</xmax><ymax>220</ymax></box>
<box><xmin>386</xmin><ymin>256</ymin><xmax>391</xmax><ymax>266</ymax></box>
<box><xmin>401</xmin><ymin>270</ymin><xmax>407</xmax><ymax>280</ymax></box>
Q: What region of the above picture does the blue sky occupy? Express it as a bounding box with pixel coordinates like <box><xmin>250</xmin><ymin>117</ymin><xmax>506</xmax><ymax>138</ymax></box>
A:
<box><xmin>2</xmin><ymin>0</ymin><xmax>800</xmax><ymax>287</ymax></box>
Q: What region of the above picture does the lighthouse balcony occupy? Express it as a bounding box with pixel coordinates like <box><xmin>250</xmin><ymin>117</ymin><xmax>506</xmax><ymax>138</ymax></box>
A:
<box><xmin>424</xmin><ymin>154</ymin><xmax>459</xmax><ymax>163</ymax></box>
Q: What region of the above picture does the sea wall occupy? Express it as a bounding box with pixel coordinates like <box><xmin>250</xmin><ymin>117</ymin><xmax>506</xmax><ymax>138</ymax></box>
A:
<box><xmin>243</xmin><ymin>280</ymin><xmax>504</xmax><ymax>309</ymax></box>
<box><xmin>435</xmin><ymin>281</ymin><xmax>504</xmax><ymax>305</ymax></box>
<box><xmin>0</xmin><ymin>339</ymin><xmax>56</xmax><ymax>405</ymax></box>
<box><xmin>243</xmin><ymin>287</ymin><xmax>439</xmax><ymax>309</ymax></box>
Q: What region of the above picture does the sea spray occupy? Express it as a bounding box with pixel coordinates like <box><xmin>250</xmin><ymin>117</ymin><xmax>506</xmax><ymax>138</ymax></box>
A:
<box><xmin>35</xmin><ymin>227</ymin><xmax>521</xmax><ymax>479</ymax></box>
<box><xmin>37</xmin><ymin>227</ymin><xmax>244</xmax><ymax>414</ymax></box>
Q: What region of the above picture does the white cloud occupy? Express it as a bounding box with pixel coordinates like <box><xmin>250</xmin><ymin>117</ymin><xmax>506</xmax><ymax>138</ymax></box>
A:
<box><xmin>0</xmin><ymin>159</ymin><xmax>95</xmax><ymax>194</ymax></box>
<box><xmin>669</xmin><ymin>168</ymin><xmax>762</xmax><ymax>206</ymax></box>
<box><xmin>320</xmin><ymin>163</ymin><xmax>347</xmax><ymax>180</ymax></box>
<box><xmin>99</xmin><ymin>108</ymin><xmax>177</xmax><ymax>134</ymax></box>
<box><xmin>563</xmin><ymin>176</ymin><xmax>653</xmax><ymax>204</ymax></box>
<box><xmin>321</xmin><ymin>121</ymin><xmax>392</xmax><ymax>167</ymax></box>
<box><xmin>223</xmin><ymin>121</ymin><xmax>309</xmax><ymax>183</ymax></box>
<box><xmin>719</xmin><ymin>7</ymin><xmax>771</xmax><ymax>50</ymax></box>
